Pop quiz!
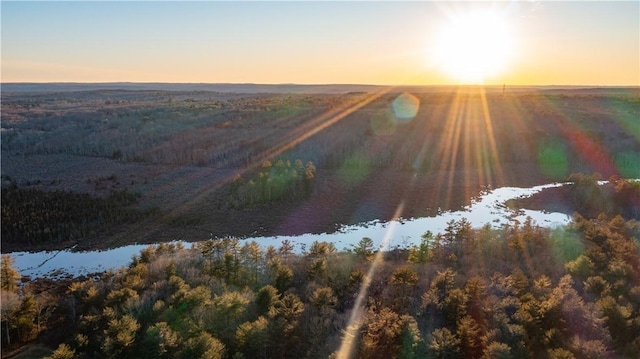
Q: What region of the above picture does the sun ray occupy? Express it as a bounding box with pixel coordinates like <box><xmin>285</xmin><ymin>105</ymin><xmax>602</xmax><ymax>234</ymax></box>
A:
<box><xmin>437</xmin><ymin>90</ymin><xmax>466</xmax><ymax>209</ymax></box>
<box><xmin>133</xmin><ymin>89</ymin><xmax>395</xmax><ymax>241</ymax></box>
<box><xmin>463</xmin><ymin>97</ymin><xmax>473</xmax><ymax>193</ymax></box>
<box><xmin>479</xmin><ymin>87</ymin><xmax>505</xmax><ymax>185</ymax></box>
<box><xmin>335</xmin><ymin>201</ymin><xmax>405</xmax><ymax>359</ymax></box>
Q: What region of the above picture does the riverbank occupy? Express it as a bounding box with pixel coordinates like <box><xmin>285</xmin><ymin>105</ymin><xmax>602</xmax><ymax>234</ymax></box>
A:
<box><xmin>1</xmin><ymin>161</ymin><xmax>547</xmax><ymax>253</ymax></box>
<box><xmin>10</xmin><ymin>182</ymin><xmax>572</xmax><ymax>279</ymax></box>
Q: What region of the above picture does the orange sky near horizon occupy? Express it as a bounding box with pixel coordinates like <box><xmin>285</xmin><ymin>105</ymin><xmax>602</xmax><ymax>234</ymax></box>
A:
<box><xmin>1</xmin><ymin>1</ymin><xmax>638</xmax><ymax>86</ymax></box>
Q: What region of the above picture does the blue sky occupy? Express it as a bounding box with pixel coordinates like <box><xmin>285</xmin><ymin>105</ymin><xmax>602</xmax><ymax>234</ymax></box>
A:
<box><xmin>2</xmin><ymin>1</ymin><xmax>638</xmax><ymax>85</ymax></box>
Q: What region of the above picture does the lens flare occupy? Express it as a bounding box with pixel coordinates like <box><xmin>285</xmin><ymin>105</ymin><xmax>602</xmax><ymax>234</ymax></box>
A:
<box><xmin>339</xmin><ymin>152</ymin><xmax>371</xmax><ymax>188</ymax></box>
<box><xmin>369</xmin><ymin>109</ymin><xmax>397</xmax><ymax>136</ymax></box>
<box><xmin>335</xmin><ymin>202</ymin><xmax>405</xmax><ymax>359</ymax></box>
<box><xmin>537</xmin><ymin>139</ymin><xmax>569</xmax><ymax>180</ymax></box>
<box><xmin>615</xmin><ymin>152</ymin><xmax>640</xmax><ymax>178</ymax></box>
<box><xmin>392</xmin><ymin>92</ymin><xmax>420</xmax><ymax>121</ymax></box>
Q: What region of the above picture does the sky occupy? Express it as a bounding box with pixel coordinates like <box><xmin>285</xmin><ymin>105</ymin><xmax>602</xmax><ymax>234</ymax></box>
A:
<box><xmin>1</xmin><ymin>1</ymin><xmax>638</xmax><ymax>86</ymax></box>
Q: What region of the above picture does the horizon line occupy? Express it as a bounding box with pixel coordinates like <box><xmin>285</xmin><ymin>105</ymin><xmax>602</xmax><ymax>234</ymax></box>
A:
<box><xmin>3</xmin><ymin>81</ymin><xmax>639</xmax><ymax>88</ymax></box>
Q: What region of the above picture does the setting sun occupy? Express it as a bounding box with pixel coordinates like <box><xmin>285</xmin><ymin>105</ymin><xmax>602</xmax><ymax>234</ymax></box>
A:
<box><xmin>432</xmin><ymin>9</ymin><xmax>514</xmax><ymax>84</ymax></box>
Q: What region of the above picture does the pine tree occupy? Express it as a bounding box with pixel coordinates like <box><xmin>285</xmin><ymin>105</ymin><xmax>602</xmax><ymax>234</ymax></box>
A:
<box><xmin>1</xmin><ymin>255</ymin><xmax>21</xmax><ymax>292</ymax></box>
<box><xmin>236</xmin><ymin>316</ymin><xmax>269</xmax><ymax>359</ymax></box>
<box><xmin>44</xmin><ymin>343</ymin><xmax>77</xmax><ymax>359</ymax></box>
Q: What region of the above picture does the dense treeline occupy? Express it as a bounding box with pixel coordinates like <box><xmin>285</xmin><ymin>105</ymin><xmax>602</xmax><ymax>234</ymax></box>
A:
<box><xmin>507</xmin><ymin>174</ymin><xmax>640</xmax><ymax>222</ymax></box>
<box><xmin>3</xmin><ymin>213</ymin><xmax>639</xmax><ymax>358</ymax></box>
<box><xmin>1</xmin><ymin>186</ymin><xmax>158</xmax><ymax>247</ymax></box>
<box><xmin>227</xmin><ymin>159</ymin><xmax>316</xmax><ymax>208</ymax></box>
<box><xmin>567</xmin><ymin>173</ymin><xmax>640</xmax><ymax>219</ymax></box>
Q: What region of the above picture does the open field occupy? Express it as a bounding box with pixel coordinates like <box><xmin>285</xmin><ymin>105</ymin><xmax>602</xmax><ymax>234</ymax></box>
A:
<box><xmin>2</xmin><ymin>85</ymin><xmax>639</xmax><ymax>251</ymax></box>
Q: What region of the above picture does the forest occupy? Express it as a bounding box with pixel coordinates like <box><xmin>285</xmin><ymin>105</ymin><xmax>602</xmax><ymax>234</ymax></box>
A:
<box><xmin>1</xmin><ymin>184</ymin><xmax>157</xmax><ymax>249</ymax></box>
<box><xmin>2</xmin><ymin>210</ymin><xmax>639</xmax><ymax>358</ymax></box>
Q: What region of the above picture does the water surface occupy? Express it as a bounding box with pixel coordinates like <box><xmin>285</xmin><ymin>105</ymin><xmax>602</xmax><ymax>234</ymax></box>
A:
<box><xmin>10</xmin><ymin>182</ymin><xmax>571</xmax><ymax>279</ymax></box>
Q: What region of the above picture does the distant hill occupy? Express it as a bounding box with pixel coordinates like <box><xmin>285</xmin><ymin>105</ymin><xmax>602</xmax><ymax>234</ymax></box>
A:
<box><xmin>2</xmin><ymin>82</ymin><xmax>637</xmax><ymax>95</ymax></box>
<box><xmin>1</xmin><ymin>82</ymin><xmax>382</xmax><ymax>94</ymax></box>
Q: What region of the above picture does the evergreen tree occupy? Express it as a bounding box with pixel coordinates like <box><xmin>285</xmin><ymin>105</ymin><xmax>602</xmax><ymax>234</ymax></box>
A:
<box><xmin>0</xmin><ymin>255</ymin><xmax>20</xmax><ymax>292</ymax></box>
<box><xmin>236</xmin><ymin>316</ymin><xmax>269</xmax><ymax>359</ymax></box>
<box><xmin>44</xmin><ymin>343</ymin><xmax>77</xmax><ymax>359</ymax></box>
<box><xmin>180</xmin><ymin>332</ymin><xmax>225</xmax><ymax>359</ymax></box>
<box><xmin>102</xmin><ymin>314</ymin><xmax>140</xmax><ymax>358</ymax></box>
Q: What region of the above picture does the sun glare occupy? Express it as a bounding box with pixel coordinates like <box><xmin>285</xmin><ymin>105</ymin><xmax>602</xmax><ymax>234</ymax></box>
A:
<box><xmin>432</xmin><ymin>9</ymin><xmax>514</xmax><ymax>84</ymax></box>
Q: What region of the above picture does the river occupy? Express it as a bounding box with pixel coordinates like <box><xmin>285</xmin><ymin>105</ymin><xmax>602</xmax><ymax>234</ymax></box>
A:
<box><xmin>9</xmin><ymin>182</ymin><xmax>572</xmax><ymax>279</ymax></box>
